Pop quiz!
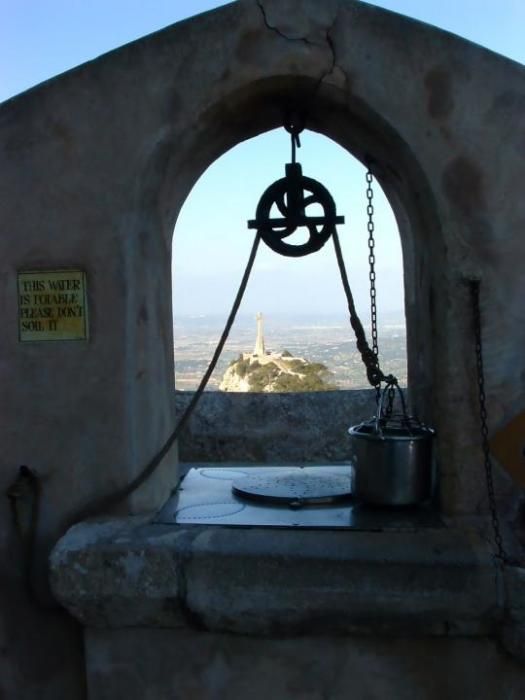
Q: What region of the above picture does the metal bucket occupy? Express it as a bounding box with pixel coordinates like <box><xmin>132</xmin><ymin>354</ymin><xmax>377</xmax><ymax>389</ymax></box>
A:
<box><xmin>348</xmin><ymin>385</ymin><xmax>435</xmax><ymax>506</ymax></box>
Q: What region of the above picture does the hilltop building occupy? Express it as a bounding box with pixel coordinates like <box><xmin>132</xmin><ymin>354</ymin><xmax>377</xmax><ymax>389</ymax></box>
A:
<box><xmin>220</xmin><ymin>313</ymin><xmax>336</xmax><ymax>392</ymax></box>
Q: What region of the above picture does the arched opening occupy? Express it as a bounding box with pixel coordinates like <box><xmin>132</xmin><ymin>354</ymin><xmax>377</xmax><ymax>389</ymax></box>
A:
<box><xmin>150</xmin><ymin>78</ymin><xmax>441</xmax><ymax>431</ymax></box>
<box><xmin>171</xmin><ymin>128</ymin><xmax>406</xmax><ymax>395</ymax></box>
<box><xmin>125</xmin><ymin>74</ymin><xmax>445</xmax><ymax>502</ymax></box>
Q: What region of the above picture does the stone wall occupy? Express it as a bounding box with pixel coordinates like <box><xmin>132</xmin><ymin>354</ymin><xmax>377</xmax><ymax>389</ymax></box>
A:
<box><xmin>50</xmin><ymin>516</ymin><xmax>525</xmax><ymax>699</ymax></box>
<box><xmin>176</xmin><ymin>389</ymin><xmax>376</xmax><ymax>463</ymax></box>
<box><xmin>86</xmin><ymin>629</ymin><xmax>525</xmax><ymax>700</ymax></box>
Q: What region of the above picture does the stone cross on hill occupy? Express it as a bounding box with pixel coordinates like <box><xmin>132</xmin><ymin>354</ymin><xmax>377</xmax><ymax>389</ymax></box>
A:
<box><xmin>253</xmin><ymin>312</ymin><xmax>266</xmax><ymax>356</ymax></box>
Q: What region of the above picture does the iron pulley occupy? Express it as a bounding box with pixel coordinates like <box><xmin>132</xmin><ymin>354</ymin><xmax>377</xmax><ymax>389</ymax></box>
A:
<box><xmin>248</xmin><ymin>162</ymin><xmax>344</xmax><ymax>257</ymax></box>
<box><xmin>248</xmin><ymin>116</ymin><xmax>344</xmax><ymax>257</ymax></box>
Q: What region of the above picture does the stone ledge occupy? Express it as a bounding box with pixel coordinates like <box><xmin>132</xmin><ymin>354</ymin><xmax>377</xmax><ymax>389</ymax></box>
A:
<box><xmin>50</xmin><ymin>516</ymin><xmax>512</xmax><ymax>639</ymax></box>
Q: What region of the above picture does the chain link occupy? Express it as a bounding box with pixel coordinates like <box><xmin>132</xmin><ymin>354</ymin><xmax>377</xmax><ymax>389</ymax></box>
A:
<box><xmin>470</xmin><ymin>280</ymin><xmax>515</xmax><ymax>568</ymax></box>
<box><xmin>385</xmin><ymin>382</ymin><xmax>396</xmax><ymax>418</ymax></box>
<box><xmin>366</xmin><ymin>171</ymin><xmax>378</xmax><ymax>356</ymax></box>
<box><xmin>366</xmin><ymin>169</ymin><xmax>381</xmax><ymax>401</ymax></box>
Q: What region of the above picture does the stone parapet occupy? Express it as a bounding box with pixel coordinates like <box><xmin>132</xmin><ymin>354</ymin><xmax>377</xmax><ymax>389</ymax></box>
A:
<box><xmin>175</xmin><ymin>389</ymin><xmax>377</xmax><ymax>463</ymax></box>
<box><xmin>50</xmin><ymin>514</ymin><xmax>518</xmax><ymax>642</ymax></box>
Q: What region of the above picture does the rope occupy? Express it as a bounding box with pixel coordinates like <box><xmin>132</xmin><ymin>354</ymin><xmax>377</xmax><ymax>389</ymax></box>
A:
<box><xmin>331</xmin><ymin>230</ymin><xmax>396</xmax><ymax>389</ymax></box>
<box><xmin>68</xmin><ymin>233</ymin><xmax>261</xmax><ymax>525</ymax></box>
<box><xmin>67</xmin><ymin>215</ymin><xmax>388</xmax><ymax>524</ymax></box>
<box><xmin>75</xmin><ymin>219</ymin><xmax>388</xmax><ymax>524</ymax></box>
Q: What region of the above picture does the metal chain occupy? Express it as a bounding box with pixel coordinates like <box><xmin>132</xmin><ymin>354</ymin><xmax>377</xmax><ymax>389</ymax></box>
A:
<box><xmin>470</xmin><ymin>279</ymin><xmax>515</xmax><ymax>568</ymax></box>
<box><xmin>366</xmin><ymin>169</ymin><xmax>381</xmax><ymax>402</ymax></box>
<box><xmin>332</xmin><ymin>230</ymin><xmax>396</xmax><ymax>389</ymax></box>
<box><xmin>385</xmin><ymin>382</ymin><xmax>396</xmax><ymax>418</ymax></box>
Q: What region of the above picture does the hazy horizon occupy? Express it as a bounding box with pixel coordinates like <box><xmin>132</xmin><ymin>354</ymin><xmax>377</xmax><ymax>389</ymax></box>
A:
<box><xmin>173</xmin><ymin>309</ymin><xmax>407</xmax><ymax>391</ymax></box>
<box><xmin>173</xmin><ymin>309</ymin><xmax>406</xmax><ymax>326</ymax></box>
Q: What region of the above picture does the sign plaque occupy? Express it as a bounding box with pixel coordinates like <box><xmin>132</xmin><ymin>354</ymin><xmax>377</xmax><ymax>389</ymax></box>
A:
<box><xmin>18</xmin><ymin>269</ymin><xmax>89</xmax><ymax>342</ymax></box>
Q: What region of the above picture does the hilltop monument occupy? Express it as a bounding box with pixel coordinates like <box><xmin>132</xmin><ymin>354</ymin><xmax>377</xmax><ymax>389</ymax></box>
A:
<box><xmin>220</xmin><ymin>313</ymin><xmax>336</xmax><ymax>392</ymax></box>
<box><xmin>253</xmin><ymin>312</ymin><xmax>266</xmax><ymax>357</ymax></box>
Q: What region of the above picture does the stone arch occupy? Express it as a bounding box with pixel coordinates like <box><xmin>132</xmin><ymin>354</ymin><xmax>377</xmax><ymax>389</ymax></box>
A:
<box><xmin>159</xmin><ymin>73</ymin><xmax>437</xmax><ymax>408</ymax></box>
<box><xmin>125</xmin><ymin>0</ymin><xmax>525</xmax><ymax>517</ymax></box>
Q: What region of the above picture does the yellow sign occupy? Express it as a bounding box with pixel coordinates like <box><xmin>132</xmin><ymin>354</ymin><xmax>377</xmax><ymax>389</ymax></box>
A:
<box><xmin>18</xmin><ymin>269</ymin><xmax>89</xmax><ymax>342</ymax></box>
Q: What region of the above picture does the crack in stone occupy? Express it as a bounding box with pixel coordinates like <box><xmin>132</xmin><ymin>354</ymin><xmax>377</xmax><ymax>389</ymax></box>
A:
<box><xmin>316</xmin><ymin>21</ymin><xmax>339</xmax><ymax>92</ymax></box>
<box><xmin>255</xmin><ymin>1</ymin><xmax>350</xmax><ymax>110</ymax></box>
<box><xmin>256</xmin><ymin>0</ymin><xmax>312</xmax><ymax>47</ymax></box>
<box><xmin>307</xmin><ymin>14</ymin><xmax>353</xmax><ymax>110</ymax></box>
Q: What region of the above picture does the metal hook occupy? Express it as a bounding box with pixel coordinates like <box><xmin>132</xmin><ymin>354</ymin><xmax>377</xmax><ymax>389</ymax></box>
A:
<box><xmin>284</xmin><ymin>112</ymin><xmax>304</xmax><ymax>164</ymax></box>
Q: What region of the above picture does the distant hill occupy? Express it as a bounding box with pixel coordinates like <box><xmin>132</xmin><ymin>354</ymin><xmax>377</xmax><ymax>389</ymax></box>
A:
<box><xmin>174</xmin><ymin>311</ymin><xmax>407</xmax><ymax>392</ymax></box>
<box><xmin>220</xmin><ymin>312</ymin><xmax>339</xmax><ymax>393</ymax></box>
<box><xmin>220</xmin><ymin>350</ymin><xmax>337</xmax><ymax>393</ymax></box>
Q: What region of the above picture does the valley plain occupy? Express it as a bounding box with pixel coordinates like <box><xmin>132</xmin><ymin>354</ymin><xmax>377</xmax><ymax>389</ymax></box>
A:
<box><xmin>174</xmin><ymin>312</ymin><xmax>407</xmax><ymax>391</ymax></box>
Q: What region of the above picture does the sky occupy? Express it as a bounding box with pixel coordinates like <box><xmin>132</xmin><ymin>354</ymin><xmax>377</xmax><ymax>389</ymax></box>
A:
<box><xmin>2</xmin><ymin>0</ymin><xmax>524</xmax><ymax>320</ymax></box>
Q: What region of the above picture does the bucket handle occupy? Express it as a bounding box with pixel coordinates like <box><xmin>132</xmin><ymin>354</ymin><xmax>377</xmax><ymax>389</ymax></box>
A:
<box><xmin>374</xmin><ymin>381</ymin><xmax>411</xmax><ymax>436</ymax></box>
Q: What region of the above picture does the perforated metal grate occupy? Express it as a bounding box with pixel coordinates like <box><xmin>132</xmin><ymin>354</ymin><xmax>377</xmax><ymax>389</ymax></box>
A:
<box><xmin>232</xmin><ymin>471</ymin><xmax>352</xmax><ymax>505</ymax></box>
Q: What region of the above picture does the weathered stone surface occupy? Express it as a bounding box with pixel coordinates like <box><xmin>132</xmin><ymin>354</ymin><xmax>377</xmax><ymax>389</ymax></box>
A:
<box><xmin>501</xmin><ymin>566</ymin><xmax>525</xmax><ymax>660</ymax></box>
<box><xmin>50</xmin><ymin>517</ymin><xmax>186</xmax><ymax>627</ymax></box>
<box><xmin>51</xmin><ymin>515</ymin><xmax>502</xmax><ymax>637</ymax></box>
<box><xmin>183</xmin><ymin>525</ymin><xmax>500</xmax><ymax>637</ymax></box>
<box><xmin>85</xmin><ymin>627</ymin><xmax>525</xmax><ymax>700</ymax></box>
<box><xmin>176</xmin><ymin>389</ymin><xmax>377</xmax><ymax>463</ymax></box>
